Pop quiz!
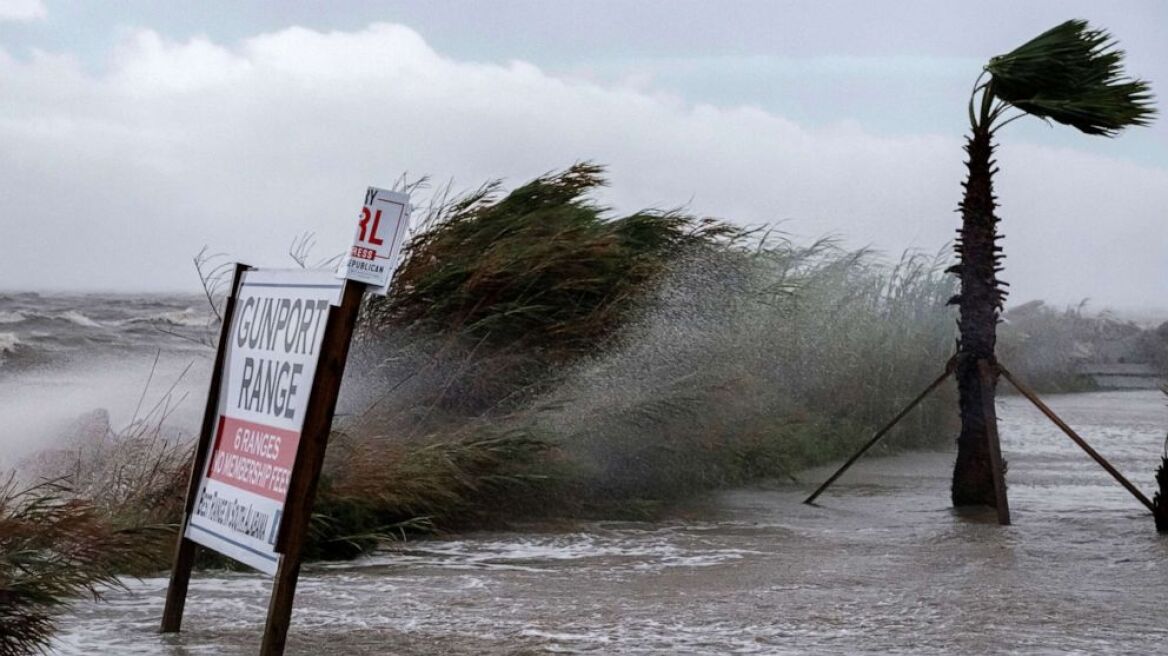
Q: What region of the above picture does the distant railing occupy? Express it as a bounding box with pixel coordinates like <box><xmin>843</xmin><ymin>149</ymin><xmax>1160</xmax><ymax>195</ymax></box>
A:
<box><xmin>1078</xmin><ymin>362</ymin><xmax>1165</xmax><ymax>389</ymax></box>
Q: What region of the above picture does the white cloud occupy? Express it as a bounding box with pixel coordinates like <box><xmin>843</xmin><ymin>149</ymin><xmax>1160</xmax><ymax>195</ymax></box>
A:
<box><xmin>0</xmin><ymin>0</ymin><xmax>45</xmax><ymax>21</ymax></box>
<box><xmin>0</xmin><ymin>23</ymin><xmax>1164</xmax><ymax>310</ymax></box>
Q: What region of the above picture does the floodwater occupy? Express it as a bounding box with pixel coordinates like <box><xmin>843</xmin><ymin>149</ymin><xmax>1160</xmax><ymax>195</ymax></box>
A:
<box><xmin>54</xmin><ymin>390</ymin><xmax>1168</xmax><ymax>655</ymax></box>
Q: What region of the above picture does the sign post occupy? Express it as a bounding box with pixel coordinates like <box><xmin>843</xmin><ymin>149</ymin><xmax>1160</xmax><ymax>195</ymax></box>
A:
<box><xmin>161</xmin><ymin>262</ymin><xmax>250</xmax><ymax>633</ymax></box>
<box><xmin>162</xmin><ymin>186</ymin><xmax>411</xmax><ymax>654</ymax></box>
<box><xmin>259</xmin><ymin>278</ymin><xmax>363</xmax><ymax>655</ymax></box>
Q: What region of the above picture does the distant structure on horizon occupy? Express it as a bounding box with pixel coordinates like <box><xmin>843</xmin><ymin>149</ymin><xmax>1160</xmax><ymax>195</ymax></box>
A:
<box><xmin>1078</xmin><ymin>363</ymin><xmax>1166</xmax><ymax>390</ymax></box>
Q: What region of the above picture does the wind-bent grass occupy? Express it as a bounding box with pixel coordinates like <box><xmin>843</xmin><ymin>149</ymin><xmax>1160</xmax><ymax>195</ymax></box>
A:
<box><xmin>358</xmin><ymin>163</ymin><xmax>743</xmax><ymax>412</ymax></box>
<box><xmin>308</xmin><ymin>424</ymin><xmax>560</xmax><ymax>558</ymax></box>
<box><xmin>312</xmin><ymin>234</ymin><xmax>959</xmax><ymax>555</ymax></box>
<box><xmin>0</xmin><ymin>479</ymin><xmax>170</xmax><ymax>656</ymax></box>
<box><xmin>294</xmin><ymin>167</ymin><xmax>961</xmax><ymax>555</ymax></box>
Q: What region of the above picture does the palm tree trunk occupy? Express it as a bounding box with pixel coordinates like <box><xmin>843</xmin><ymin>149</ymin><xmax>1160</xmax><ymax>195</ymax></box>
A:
<box><xmin>951</xmin><ymin>126</ymin><xmax>1006</xmax><ymax>506</ymax></box>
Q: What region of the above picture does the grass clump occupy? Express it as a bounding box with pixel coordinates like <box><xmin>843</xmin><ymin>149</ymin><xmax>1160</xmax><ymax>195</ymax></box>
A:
<box><xmin>328</xmin><ymin>195</ymin><xmax>959</xmax><ymax>542</ymax></box>
<box><xmin>0</xmin><ymin>479</ymin><xmax>169</xmax><ymax>656</ymax></box>
<box><xmin>364</xmin><ymin>162</ymin><xmax>740</xmax><ymax>358</ymax></box>
<box><xmin>307</xmin><ymin>425</ymin><xmax>559</xmax><ymax>559</ymax></box>
<box><xmin>315</xmin><ymin>166</ymin><xmax>962</xmax><ymax>548</ymax></box>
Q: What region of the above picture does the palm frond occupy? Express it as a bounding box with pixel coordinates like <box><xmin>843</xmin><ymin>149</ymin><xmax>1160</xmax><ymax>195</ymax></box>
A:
<box><xmin>986</xmin><ymin>19</ymin><xmax>1156</xmax><ymax>135</ymax></box>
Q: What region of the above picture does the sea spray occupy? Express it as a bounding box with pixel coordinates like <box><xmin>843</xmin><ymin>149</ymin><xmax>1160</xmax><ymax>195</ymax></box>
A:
<box><xmin>0</xmin><ymin>293</ymin><xmax>211</xmax><ymax>467</ymax></box>
<box><xmin>531</xmin><ymin>242</ymin><xmax>957</xmax><ymax>502</ymax></box>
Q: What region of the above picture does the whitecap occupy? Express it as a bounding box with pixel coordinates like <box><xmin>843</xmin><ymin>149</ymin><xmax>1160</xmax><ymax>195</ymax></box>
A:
<box><xmin>0</xmin><ymin>331</ymin><xmax>21</xmax><ymax>353</ymax></box>
<box><xmin>57</xmin><ymin>311</ymin><xmax>102</xmax><ymax>328</ymax></box>
<box><xmin>119</xmin><ymin>307</ymin><xmax>210</xmax><ymax>328</ymax></box>
<box><xmin>152</xmin><ymin>308</ymin><xmax>211</xmax><ymax>327</ymax></box>
<box><xmin>0</xmin><ymin>311</ymin><xmax>24</xmax><ymax>324</ymax></box>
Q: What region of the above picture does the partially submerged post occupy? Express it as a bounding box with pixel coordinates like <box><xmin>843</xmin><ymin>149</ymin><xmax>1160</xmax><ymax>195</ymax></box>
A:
<box><xmin>260</xmin><ymin>279</ymin><xmax>365</xmax><ymax>656</ymax></box>
<box><xmin>1155</xmin><ymin>386</ymin><xmax>1168</xmax><ymax>533</ymax></box>
<box><xmin>161</xmin><ymin>262</ymin><xmax>250</xmax><ymax>632</ymax></box>
<box><xmin>1153</xmin><ymin>441</ymin><xmax>1168</xmax><ymax>532</ymax></box>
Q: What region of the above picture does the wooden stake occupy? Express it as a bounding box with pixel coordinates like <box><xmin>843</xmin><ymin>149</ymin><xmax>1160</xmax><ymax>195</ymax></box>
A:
<box><xmin>161</xmin><ymin>263</ymin><xmax>250</xmax><ymax>633</ymax></box>
<box><xmin>977</xmin><ymin>359</ymin><xmax>1011</xmax><ymax>525</ymax></box>
<box><xmin>259</xmin><ymin>280</ymin><xmax>365</xmax><ymax>656</ymax></box>
<box><xmin>999</xmin><ymin>363</ymin><xmax>1155</xmax><ymax>513</ymax></box>
<box><xmin>804</xmin><ymin>361</ymin><xmax>954</xmax><ymax>505</ymax></box>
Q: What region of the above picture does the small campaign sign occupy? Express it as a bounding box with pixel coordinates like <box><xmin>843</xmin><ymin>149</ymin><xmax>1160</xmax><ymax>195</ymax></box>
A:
<box><xmin>338</xmin><ymin>186</ymin><xmax>410</xmax><ymax>294</ymax></box>
<box><xmin>184</xmin><ymin>269</ymin><xmax>342</xmax><ymax>575</ymax></box>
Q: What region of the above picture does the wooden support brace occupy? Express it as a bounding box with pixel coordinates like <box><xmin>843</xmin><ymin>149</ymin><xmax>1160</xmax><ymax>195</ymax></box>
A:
<box><xmin>804</xmin><ymin>359</ymin><xmax>954</xmax><ymax>505</ymax></box>
<box><xmin>999</xmin><ymin>363</ymin><xmax>1155</xmax><ymax>514</ymax></box>
<box><xmin>259</xmin><ymin>280</ymin><xmax>366</xmax><ymax>656</ymax></box>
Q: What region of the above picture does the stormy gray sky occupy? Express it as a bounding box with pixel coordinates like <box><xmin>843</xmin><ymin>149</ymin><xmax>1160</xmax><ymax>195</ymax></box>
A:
<box><xmin>1</xmin><ymin>1</ymin><xmax>1165</xmax><ymax>311</ymax></box>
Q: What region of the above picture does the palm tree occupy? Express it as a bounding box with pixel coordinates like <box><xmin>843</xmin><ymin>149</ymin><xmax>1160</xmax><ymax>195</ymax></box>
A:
<box><xmin>950</xmin><ymin>19</ymin><xmax>1155</xmax><ymax>507</ymax></box>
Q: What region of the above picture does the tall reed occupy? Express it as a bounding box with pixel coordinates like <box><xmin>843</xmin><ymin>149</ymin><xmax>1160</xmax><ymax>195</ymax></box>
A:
<box><xmin>526</xmin><ymin>239</ymin><xmax>958</xmax><ymax>503</ymax></box>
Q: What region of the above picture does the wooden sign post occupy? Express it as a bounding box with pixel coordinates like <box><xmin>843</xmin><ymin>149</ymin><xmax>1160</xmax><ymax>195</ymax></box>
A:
<box><xmin>161</xmin><ymin>261</ymin><xmax>251</xmax><ymax>633</ymax></box>
<box><xmin>162</xmin><ymin>185</ymin><xmax>411</xmax><ymax>654</ymax></box>
<box><xmin>259</xmin><ymin>279</ymin><xmax>364</xmax><ymax>655</ymax></box>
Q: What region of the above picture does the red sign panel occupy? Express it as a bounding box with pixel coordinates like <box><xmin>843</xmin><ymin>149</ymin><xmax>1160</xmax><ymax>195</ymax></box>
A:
<box><xmin>207</xmin><ymin>415</ymin><xmax>300</xmax><ymax>502</ymax></box>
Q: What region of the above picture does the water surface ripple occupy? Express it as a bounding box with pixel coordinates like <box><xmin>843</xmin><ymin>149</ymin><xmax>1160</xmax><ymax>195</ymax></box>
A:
<box><xmin>55</xmin><ymin>391</ymin><xmax>1168</xmax><ymax>654</ymax></box>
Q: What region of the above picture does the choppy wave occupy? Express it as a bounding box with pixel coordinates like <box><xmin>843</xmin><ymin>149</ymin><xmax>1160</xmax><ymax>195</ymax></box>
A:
<box><xmin>0</xmin><ymin>331</ymin><xmax>45</xmax><ymax>374</ymax></box>
<box><xmin>0</xmin><ymin>294</ymin><xmax>212</xmax><ymax>369</ymax></box>
<box><xmin>119</xmin><ymin>307</ymin><xmax>211</xmax><ymax>328</ymax></box>
<box><xmin>0</xmin><ymin>310</ymin><xmax>105</xmax><ymax>328</ymax></box>
<box><xmin>331</xmin><ymin>526</ymin><xmax>762</xmax><ymax>575</ymax></box>
<box><xmin>0</xmin><ymin>331</ymin><xmax>21</xmax><ymax>354</ymax></box>
<box><xmin>56</xmin><ymin>311</ymin><xmax>103</xmax><ymax>328</ymax></box>
<box><xmin>0</xmin><ymin>292</ymin><xmax>213</xmax><ymax>467</ymax></box>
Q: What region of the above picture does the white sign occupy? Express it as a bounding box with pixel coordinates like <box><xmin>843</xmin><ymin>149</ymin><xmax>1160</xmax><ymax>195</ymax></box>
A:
<box><xmin>338</xmin><ymin>186</ymin><xmax>411</xmax><ymax>294</ymax></box>
<box><xmin>185</xmin><ymin>269</ymin><xmax>342</xmax><ymax>575</ymax></box>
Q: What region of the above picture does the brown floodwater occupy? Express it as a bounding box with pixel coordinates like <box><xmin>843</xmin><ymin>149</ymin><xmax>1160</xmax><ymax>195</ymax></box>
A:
<box><xmin>54</xmin><ymin>390</ymin><xmax>1168</xmax><ymax>654</ymax></box>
